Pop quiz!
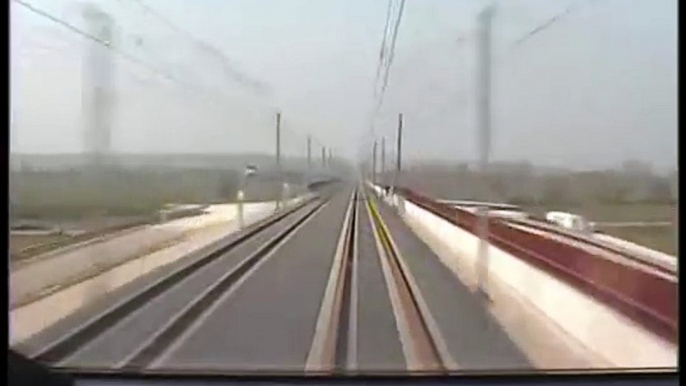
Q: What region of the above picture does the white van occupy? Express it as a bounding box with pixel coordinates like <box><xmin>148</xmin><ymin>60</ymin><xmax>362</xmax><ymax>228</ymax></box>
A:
<box><xmin>545</xmin><ymin>211</ymin><xmax>594</xmax><ymax>233</ymax></box>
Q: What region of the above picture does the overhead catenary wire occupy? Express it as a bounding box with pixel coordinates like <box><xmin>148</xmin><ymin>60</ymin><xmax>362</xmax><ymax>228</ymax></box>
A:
<box><xmin>368</xmin><ymin>0</ymin><xmax>395</xmax><ymax>138</ymax></box>
<box><xmin>400</xmin><ymin>0</ymin><xmax>603</xmax><ymax>118</ymax></box>
<box><xmin>368</xmin><ymin>0</ymin><xmax>406</xmax><ymax>141</ymax></box>
<box><xmin>360</xmin><ymin>0</ymin><xmax>606</xmax><ymax>172</ymax></box>
<box><xmin>431</xmin><ymin>0</ymin><xmax>601</xmax><ymax>66</ymax></box>
<box><xmin>12</xmin><ymin>0</ymin><xmax>229</xmax><ymax>109</ymax></box>
<box><xmin>506</xmin><ymin>0</ymin><xmax>603</xmax><ymax>56</ymax></box>
<box><xmin>366</xmin><ymin>0</ymin><xmax>589</xmax><ymax>136</ymax></box>
<box><xmin>378</xmin><ymin>0</ymin><xmax>406</xmax><ymax>99</ymax></box>
<box><xmin>123</xmin><ymin>0</ymin><xmax>272</xmax><ymax>96</ymax></box>
<box><xmin>279</xmin><ymin>116</ymin><xmax>332</xmax><ymax>161</ymax></box>
<box><xmin>373</xmin><ymin>0</ymin><xmax>395</xmax><ymax>95</ymax></box>
<box><xmin>15</xmin><ymin>0</ymin><xmax>325</xmax><ymax>152</ymax></box>
<box><xmin>373</xmin><ymin>0</ymin><xmax>406</xmax><ymax>116</ymax></box>
<box><xmin>123</xmin><ymin>0</ymin><xmax>331</xmax><ymax>154</ymax></box>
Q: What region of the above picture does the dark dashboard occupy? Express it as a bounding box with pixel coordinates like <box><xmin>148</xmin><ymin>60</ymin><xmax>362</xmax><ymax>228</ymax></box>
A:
<box><xmin>9</xmin><ymin>350</ymin><xmax>679</xmax><ymax>386</ymax></box>
<box><xmin>70</xmin><ymin>374</ymin><xmax>680</xmax><ymax>386</ymax></box>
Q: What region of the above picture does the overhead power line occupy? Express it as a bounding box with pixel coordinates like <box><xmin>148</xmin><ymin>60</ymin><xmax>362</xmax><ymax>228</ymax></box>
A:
<box><xmin>125</xmin><ymin>0</ymin><xmax>271</xmax><ymax>96</ymax></box>
<box><xmin>12</xmin><ymin>0</ymin><xmax>220</xmax><ymax>104</ymax></box>
<box><xmin>442</xmin><ymin>0</ymin><xmax>601</xmax><ymax>64</ymax></box>
<box><xmin>508</xmin><ymin>0</ymin><xmax>602</xmax><ymax>53</ymax></box>
<box><xmin>281</xmin><ymin>117</ymin><xmax>329</xmax><ymax>150</ymax></box>
<box><xmin>379</xmin><ymin>0</ymin><xmax>406</xmax><ymax>96</ymax></box>
<box><xmin>14</xmin><ymin>0</ymin><xmax>323</xmax><ymax>152</ymax></box>
<box><xmin>125</xmin><ymin>0</ymin><xmax>326</xmax><ymax>152</ymax></box>
<box><xmin>374</xmin><ymin>0</ymin><xmax>395</xmax><ymax>95</ymax></box>
<box><xmin>369</xmin><ymin>0</ymin><xmax>406</xmax><ymax>138</ymax></box>
<box><xmin>14</xmin><ymin>0</ymin><xmax>111</xmax><ymax>48</ymax></box>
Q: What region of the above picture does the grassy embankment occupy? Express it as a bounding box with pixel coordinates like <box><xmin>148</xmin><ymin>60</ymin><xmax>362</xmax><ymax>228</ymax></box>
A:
<box><xmin>10</xmin><ymin>167</ymin><xmax>305</xmax><ymax>260</ymax></box>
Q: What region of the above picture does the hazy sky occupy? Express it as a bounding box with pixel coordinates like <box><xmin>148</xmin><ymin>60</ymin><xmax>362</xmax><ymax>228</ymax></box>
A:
<box><xmin>10</xmin><ymin>0</ymin><xmax>677</xmax><ymax>171</ymax></box>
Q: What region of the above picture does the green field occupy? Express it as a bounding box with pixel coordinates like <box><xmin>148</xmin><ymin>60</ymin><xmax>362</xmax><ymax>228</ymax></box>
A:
<box><xmin>10</xmin><ymin>167</ymin><xmax>306</xmax><ymax>221</ymax></box>
<box><xmin>523</xmin><ymin>202</ymin><xmax>675</xmax><ymax>223</ymax></box>
<box><xmin>597</xmin><ymin>226</ymin><xmax>677</xmax><ymax>256</ymax></box>
<box><xmin>10</xmin><ymin>168</ymin><xmax>237</xmax><ymax>219</ymax></box>
<box><xmin>9</xmin><ymin>166</ymin><xmax>314</xmax><ymax>263</ymax></box>
<box><xmin>397</xmin><ymin>169</ymin><xmax>677</xmax><ymax>255</ymax></box>
<box><xmin>494</xmin><ymin>202</ymin><xmax>676</xmax><ymax>255</ymax></box>
<box><xmin>10</xmin><ymin>234</ymin><xmax>72</xmax><ymax>256</ymax></box>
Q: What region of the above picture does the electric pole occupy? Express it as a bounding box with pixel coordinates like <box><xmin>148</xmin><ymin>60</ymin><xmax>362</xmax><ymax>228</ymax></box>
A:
<box><xmin>476</xmin><ymin>4</ymin><xmax>495</xmax><ymax>297</ymax></box>
<box><xmin>276</xmin><ymin>112</ymin><xmax>282</xmax><ymax>209</ymax></box>
<box><xmin>322</xmin><ymin>146</ymin><xmax>326</xmax><ymax>168</ymax></box>
<box><xmin>372</xmin><ymin>140</ymin><xmax>378</xmax><ymax>185</ymax></box>
<box><xmin>381</xmin><ymin>137</ymin><xmax>386</xmax><ymax>186</ymax></box>
<box><xmin>307</xmin><ymin>135</ymin><xmax>312</xmax><ymax>169</ymax></box>
<box><xmin>394</xmin><ymin>113</ymin><xmax>403</xmax><ymax>191</ymax></box>
<box><xmin>83</xmin><ymin>5</ymin><xmax>114</xmax><ymax>169</ymax></box>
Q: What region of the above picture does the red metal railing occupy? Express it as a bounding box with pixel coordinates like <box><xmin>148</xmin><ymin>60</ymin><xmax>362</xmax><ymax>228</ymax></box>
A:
<box><xmin>505</xmin><ymin>218</ymin><xmax>676</xmax><ymax>276</ymax></box>
<box><xmin>396</xmin><ymin>187</ymin><xmax>678</xmax><ymax>344</ymax></box>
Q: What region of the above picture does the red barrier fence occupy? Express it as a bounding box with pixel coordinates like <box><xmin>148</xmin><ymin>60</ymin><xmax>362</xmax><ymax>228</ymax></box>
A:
<box><xmin>506</xmin><ymin>218</ymin><xmax>676</xmax><ymax>276</ymax></box>
<box><xmin>396</xmin><ymin>187</ymin><xmax>678</xmax><ymax>344</ymax></box>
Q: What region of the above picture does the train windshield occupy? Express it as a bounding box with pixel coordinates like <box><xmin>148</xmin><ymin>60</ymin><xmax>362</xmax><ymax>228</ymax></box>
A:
<box><xmin>10</xmin><ymin>0</ymin><xmax>677</xmax><ymax>377</ymax></box>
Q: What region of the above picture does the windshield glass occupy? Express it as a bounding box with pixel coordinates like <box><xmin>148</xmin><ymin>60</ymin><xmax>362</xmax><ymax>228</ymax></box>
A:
<box><xmin>10</xmin><ymin>0</ymin><xmax>677</xmax><ymax>375</ymax></box>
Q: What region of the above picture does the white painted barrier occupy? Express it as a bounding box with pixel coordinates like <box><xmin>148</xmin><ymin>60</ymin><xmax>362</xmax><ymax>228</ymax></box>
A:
<box><xmin>381</xmin><ymin>189</ymin><xmax>676</xmax><ymax>368</ymax></box>
<box><xmin>158</xmin><ymin>204</ymin><xmax>207</xmax><ymax>222</ymax></box>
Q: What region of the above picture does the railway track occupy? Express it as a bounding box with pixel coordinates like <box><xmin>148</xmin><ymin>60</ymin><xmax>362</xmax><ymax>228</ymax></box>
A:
<box><xmin>28</xmin><ymin>193</ymin><xmax>331</xmax><ymax>369</ymax></box>
<box><xmin>306</xmin><ymin>185</ymin><xmax>455</xmax><ymax>374</ymax></box>
<box><xmin>18</xmin><ymin>183</ymin><xmax>531</xmax><ymax>372</ymax></box>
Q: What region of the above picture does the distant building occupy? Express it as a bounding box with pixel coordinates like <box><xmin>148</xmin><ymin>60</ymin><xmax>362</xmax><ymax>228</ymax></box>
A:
<box><xmin>621</xmin><ymin>160</ymin><xmax>654</xmax><ymax>176</ymax></box>
<box><xmin>244</xmin><ymin>164</ymin><xmax>258</xmax><ymax>177</ymax></box>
